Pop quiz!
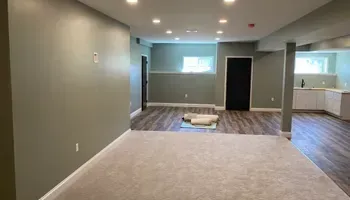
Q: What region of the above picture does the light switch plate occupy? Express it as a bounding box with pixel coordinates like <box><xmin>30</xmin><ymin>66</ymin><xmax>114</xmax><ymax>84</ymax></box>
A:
<box><xmin>93</xmin><ymin>52</ymin><xmax>99</xmax><ymax>63</ymax></box>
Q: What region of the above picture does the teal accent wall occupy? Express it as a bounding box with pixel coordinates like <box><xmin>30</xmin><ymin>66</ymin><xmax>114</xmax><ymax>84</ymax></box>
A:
<box><xmin>295</xmin><ymin>52</ymin><xmax>337</xmax><ymax>73</ymax></box>
<box><xmin>336</xmin><ymin>51</ymin><xmax>350</xmax><ymax>90</ymax></box>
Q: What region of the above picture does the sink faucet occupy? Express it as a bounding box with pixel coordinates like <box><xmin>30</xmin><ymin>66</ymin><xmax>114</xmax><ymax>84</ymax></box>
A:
<box><xmin>301</xmin><ymin>79</ymin><xmax>306</xmax><ymax>88</ymax></box>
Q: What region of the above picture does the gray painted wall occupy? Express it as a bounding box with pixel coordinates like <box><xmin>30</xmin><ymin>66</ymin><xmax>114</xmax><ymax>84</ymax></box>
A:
<box><xmin>149</xmin><ymin>44</ymin><xmax>216</xmax><ymax>104</ymax></box>
<box><xmin>0</xmin><ymin>0</ymin><xmax>16</xmax><ymax>199</ymax></box>
<box><xmin>149</xmin><ymin>73</ymin><xmax>215</xmax><ymax>104</ymax></box>
<box><xmin>151</xmin><ymin>44</ymin><xmax>217</xmax><ymax>72</ymax></box>
<box><xmin>130</xmin><ymin>37</ymin><xmax>151</xmax><ymax>113</ymax></box>
<box><xmin>336</xmin><ymin>51</ymin><xmax>350</xmax><ymax>90</ymax></box>
<box><xmin>216</xmin><ymin>42</ymin><xmax>285</xmax><ymax>108</ymax></box>
<box><xmin>8</xmin><ymin>0</ymin><xmax>130</xmax><ymax>199</ymax></box>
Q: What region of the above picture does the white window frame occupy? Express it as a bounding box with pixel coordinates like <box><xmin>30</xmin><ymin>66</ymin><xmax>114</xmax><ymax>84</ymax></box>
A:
<box><xmin>294</xmin><ymin>56</ymin><xmax>331</xmax><ymax>75</ymax></box>
<box><xmin>181</xmin><ymin>56</ymin><xmax>216</xmax><ymax>74</ymax></box>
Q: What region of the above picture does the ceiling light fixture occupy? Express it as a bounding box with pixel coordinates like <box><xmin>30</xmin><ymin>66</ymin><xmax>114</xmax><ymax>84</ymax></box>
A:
<box><xmin>152</xmin><ymin>18</ymin><xmax>161</xmax><ymax>24</ymax></box>
<box><xmin>166</xmin><ymin>30</ymin><xmax>172</xmax><ymax>34</ymax></box>
<box><xmin>224</xmin><ymin>0</ymin><xmax>235</xmax><ymax>3</ymax></box>
<box><xmin>219</xmin><ymin>19</ymin><xmax>228</xmax><ymax>24</ymax></box>
<box><xmin>215</xmin><ymin>38</ymin><xmax>220</xmax><ymax>40</ymax></box>
<box><xmin>217</xmin><ymin>30</ymin><xmax>224</xmax><ymax>34</ymax></box>
<box><xmin>186</xmin><ymin>30</ymin><xmax>198</xmax><ymax>33</ymax></box>
<box><xmin>126</xmin><ymin>0</ymin><xmax>138</xmax><ymax>4</ymax></box>
<box><xmin>175</xmin><ymin>37</ymin><xmax>180</xmax><ymax>40</ymax></box>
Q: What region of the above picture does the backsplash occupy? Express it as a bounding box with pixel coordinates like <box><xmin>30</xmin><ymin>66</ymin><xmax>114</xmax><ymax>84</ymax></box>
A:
<box><xmin>294</xmin><ymin>74</ymin><xmax>337</xmax><ymax>88</ymax></box>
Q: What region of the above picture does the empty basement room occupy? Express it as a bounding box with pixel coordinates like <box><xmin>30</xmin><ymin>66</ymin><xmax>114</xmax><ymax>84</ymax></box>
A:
<box><xmin>2</xmin><ymin>0</ymin><xmax>350</xmax><ymax>200</ymax></box>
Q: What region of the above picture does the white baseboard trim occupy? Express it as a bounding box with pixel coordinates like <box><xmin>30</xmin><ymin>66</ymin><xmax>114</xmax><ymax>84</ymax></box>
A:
<box><xmin>130</xmin><ymin>108</ymin><xmax>142</xmax><ymax>119</ymax></box>
<box><xmin>39</xmin><ymin>129</ymin><xmax>132</xmax><ymax>200</ymax></box>
<box><xmin>280</xmin><ymin>131</ymin><xmax>292</xmax><ymax>139</ymax></box>
<box><xmin>147</xmin><ymin>102</ymin><xmax>215</xmax><ymax>108</ymax></box>
<box><xmin>215</xmin><ymin>106</ymin><xmax>225</xmax><ymax>111</ymax></box>
<box><xmin>250</xmin><ymin>108</ymin><xmax>281</xmax><ymax>112</ymax></box>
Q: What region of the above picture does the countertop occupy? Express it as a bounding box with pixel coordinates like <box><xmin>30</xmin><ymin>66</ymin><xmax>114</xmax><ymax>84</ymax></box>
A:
<box><xmin>294</xmin><ymin>87</ymin><xmax>350</xmax><ymax>94</ymax></box>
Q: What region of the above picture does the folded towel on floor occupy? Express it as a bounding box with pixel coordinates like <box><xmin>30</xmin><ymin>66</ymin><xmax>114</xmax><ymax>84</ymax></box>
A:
<box><xmin>196</xmin><ymin>114</ymin><xmax>219</xmax><ymax>122</ymax></box>
<box><xmin>191</xmin><ymin>118</ymin><xmax>213</xmax><ymax>126</ymax></box>
<box><xmin>184</xmin><ymin>113</ymin><xmax>198</xmax><ymax>121</ymax></box>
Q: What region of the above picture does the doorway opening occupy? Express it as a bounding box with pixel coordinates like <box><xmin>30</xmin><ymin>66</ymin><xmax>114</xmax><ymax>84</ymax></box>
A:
<box><xmin>225</xmin><ymin>57</ymin><xmax>253</xmax><ymax>111</ymax></box>
<box><xmin>141</xmin><ymin>55</ymin><xmax>148</xmax><ymax>111</ymax></box>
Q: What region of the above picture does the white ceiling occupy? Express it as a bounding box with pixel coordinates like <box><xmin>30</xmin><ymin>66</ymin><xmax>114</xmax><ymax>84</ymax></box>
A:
<box><xmin>79</xmin><ymin>0</ymin><xmax>331</xmax><ymax>43</ymax></box>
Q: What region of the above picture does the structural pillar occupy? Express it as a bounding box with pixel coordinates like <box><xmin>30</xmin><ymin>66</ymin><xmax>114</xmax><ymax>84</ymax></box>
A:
<box><xmin>280</xmin><ymin>43</ymin><xmax>296</xmax><ymax>139</ymax></box>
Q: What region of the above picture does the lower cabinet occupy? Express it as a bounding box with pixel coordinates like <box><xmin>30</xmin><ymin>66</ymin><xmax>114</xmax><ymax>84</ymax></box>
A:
<box><xmin>325</xmin><ymin>91</ymin><xmax>341</xmax><ymax>116</ymax></box>
<box><xmin>294</xmin><ymin>90</ymin><xmax>319</xmax><ymax>110</ymax></box>
<box><xmin>294</xmin><ymin>89</ymin><xmax>350</xmax><ymax>120</ymax></box>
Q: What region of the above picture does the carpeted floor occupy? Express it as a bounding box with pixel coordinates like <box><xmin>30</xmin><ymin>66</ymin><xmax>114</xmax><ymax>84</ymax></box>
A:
<box><xmin>54</xmin><ymin>131</ymin><xmax>349</xmax><ymax>200</ymax></box>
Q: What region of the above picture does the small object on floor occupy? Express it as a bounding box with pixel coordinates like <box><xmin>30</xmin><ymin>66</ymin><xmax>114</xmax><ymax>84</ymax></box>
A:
<box><xmin>180</xmin><ymin>121</ymin><xmax>217</xmax><ymax>129</ymax></box>
<box><xmin>183</xmin><ymin>113</ymin><xmax>198</xmax><ymax>121</ymax></box>
<box><xmin>183</xmin><ymin>113</ymin><xmax>219</xmax><ymax>122</ymax></box>
<box><xmin>191</xmin><ymin>118</ymin><xmax>212</xmax><ymax>126</ymax></box>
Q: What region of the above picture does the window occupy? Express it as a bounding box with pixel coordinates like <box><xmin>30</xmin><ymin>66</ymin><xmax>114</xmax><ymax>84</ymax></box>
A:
<box><xmin>182</xmin><ymin>57</ymin><xmax>215</xmax><ymax>73</ymax></box>
<box><xmin>294</xmin><ymin>57</ymin><xmax>329</xmax><ymax>74</ymax></box>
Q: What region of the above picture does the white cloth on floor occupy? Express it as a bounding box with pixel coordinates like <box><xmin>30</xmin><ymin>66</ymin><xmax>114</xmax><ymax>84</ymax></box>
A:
<box><xmin>184</xmin><ymin>113</ymin><xmax>198</xmax><ymax>121</ymax></box>
<box><xmin>196</xmin><ymin>114</ymin><xmax>219</xmax><ymax>122</ymax></box>
<box><xmin>191</xmin><ymin>118</ymin><xmax>212</xmax><ymax>126</ymax></box>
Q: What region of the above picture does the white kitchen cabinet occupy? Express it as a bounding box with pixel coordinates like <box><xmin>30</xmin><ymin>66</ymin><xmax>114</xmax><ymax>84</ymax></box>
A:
<box><xmin>325</xmin><ymin>91</ymin><xmax>342</xmax><ymax>116</ymax></box>
<box><xmin>294</xmin><ymin>90</ymin><xmax>318</xmax><ymax>110</ymax></box>
<box><xmin>294</xmin><ymin>89</ymin><xmax>350</xmax><ymax>120</ymax></box>
<box><xmin>316</xmin><ymin>91</ymin><xmax>325</xmax><ymax>110</ymax></box>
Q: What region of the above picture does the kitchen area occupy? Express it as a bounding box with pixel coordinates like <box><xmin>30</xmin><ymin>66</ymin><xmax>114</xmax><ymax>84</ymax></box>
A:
<box><xmin>293</xmin><ymin>51</ymin><xmax>350</xmax><ymax>120</ymax></box>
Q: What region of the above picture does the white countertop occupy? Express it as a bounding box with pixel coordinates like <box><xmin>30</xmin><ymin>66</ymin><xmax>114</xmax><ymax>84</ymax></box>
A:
<box><xmin>294</xmin><ymin>87</ymin><xmax>350</xmax><ymax>94</ymax></box>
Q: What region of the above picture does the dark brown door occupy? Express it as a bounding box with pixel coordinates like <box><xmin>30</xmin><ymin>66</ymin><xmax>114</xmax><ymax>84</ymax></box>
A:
<box><xmin>226</xmin><ymin>57</ymin><xmax>252</xmax><ymax>111</ymax></box>
<box><xmin>141</xmin><ymin>56</ymin><xmax>148</xmax><ymax>111</ymax></box>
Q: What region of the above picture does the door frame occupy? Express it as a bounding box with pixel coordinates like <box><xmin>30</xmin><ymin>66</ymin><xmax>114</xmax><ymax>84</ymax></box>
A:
<box><xmin>141</xmin><ymin>54</ymin><xmax>149</xmax><ymax>109</ymax></box>
<box><xmin>224</xmin><ymin>56</ymin><xmax>254</xmax><ymax>111</ymax></box>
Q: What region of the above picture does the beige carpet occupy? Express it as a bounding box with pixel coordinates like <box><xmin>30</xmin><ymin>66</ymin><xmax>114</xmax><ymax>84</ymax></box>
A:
<box><xmin>54</xmin><ymin>131</ymin><xmax>349</xmax><ymax>200</ymax></box>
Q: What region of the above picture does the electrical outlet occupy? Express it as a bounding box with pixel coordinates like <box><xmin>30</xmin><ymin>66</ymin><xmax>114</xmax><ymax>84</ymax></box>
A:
<box><xmin>322</xmin><ymin>81</ymin><xmax>326</xmax><ymax>85</ymax></box>
<box><xmin>185</xmin><ymin>94</ymin><xmax>188</xmax><ymax>98</ymax></box>
<box><xmin>271</xmin><ymin>97</ymin><xmax>275</xmax><ymax>102</ymax></box>
<box><xmin>345</xmin><ymin>82</ymin><xmax>348</xmax><ymax>87</ymax></box>
<box><xmin>76</xmin><ymin>143</ymin><xmax>79</xmax><ymax>152</ymax></box>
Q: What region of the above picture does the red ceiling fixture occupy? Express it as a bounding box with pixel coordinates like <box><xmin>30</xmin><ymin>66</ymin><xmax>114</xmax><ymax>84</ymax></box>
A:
<box><xmin>248</xmin><ymin>23</ymin><xmax>255</xmax><ymax>28</ymax></box>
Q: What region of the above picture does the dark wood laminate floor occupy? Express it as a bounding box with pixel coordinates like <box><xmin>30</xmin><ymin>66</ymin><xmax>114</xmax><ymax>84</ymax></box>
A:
<box><xmin>131</xmin><ymin>106</ymin><xmax>350</xmax><ymax>196</ymax></box>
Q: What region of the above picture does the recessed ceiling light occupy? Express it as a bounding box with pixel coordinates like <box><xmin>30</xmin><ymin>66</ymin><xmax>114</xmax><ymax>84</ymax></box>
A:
<box><xmin>126</xmin><ymin>0</ymin><xmax>138</xmax><ymax>4</ymax></box>
<box><xmin>166</xmin><ymin>30</ymin><xmax>172</xmax><ymax>34</ymax></box>
<box><xmin>175</xmin><ymin>37</ymin><xmax>180</xmax><ymax>40</ymax></box>
<box><xmin>224</xmin><ymin>0</ymin><xmax>235</xmax><ymax>3</ymax></box>
<box><xmin>219</xmin><ymin>19</ymin><xmax>228</xmax><ymax>24</ymax></box>
<box><xmin>186</xmin><ymin>29</ymin><xmax>198</xmax><ymax>33</ymax></box>
<box><xmin>217</xmin><ymin>30</ymin><xmax>224</xmax><ymax>34</ymax></box>
<box><xmin>215</xmin><ymin>38</ymin><xmax>220</xmax><ymax>40</ymax></box>
<box><xmin>152</xmin><ymin>19</ymin><xmax>161</xmax><ymax>24</ymax></box>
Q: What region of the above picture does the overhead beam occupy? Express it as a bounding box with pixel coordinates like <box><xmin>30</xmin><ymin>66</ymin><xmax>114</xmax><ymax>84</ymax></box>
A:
<box><xmin>257</xmin><ymin>0</ymin><xmax>350</xmax><ymax>51</ymax></box>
